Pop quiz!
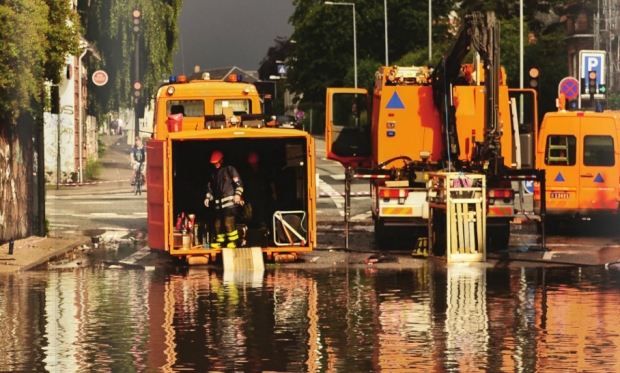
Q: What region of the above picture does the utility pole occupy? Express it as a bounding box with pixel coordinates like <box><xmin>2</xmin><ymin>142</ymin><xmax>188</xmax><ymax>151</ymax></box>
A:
<box><xmin>133</xmin><ymin>9</ymin><xmax>142</xmax><ymax>138</ymax></box>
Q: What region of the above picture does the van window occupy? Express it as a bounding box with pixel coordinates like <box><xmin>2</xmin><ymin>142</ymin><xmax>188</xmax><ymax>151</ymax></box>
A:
<box><xmin>214</xmin><ymin>99</ymin><xmax>251</xmax><ymax>115</ymax></box>
<box><xmin>166</xmin><ymin>100</ymin><xmax>205</xmax><ymax>117</ymax></box>
<box><xmin>584</xmin><ymin>135</ymin><xmax>614</xmax><ymax>166</ymax></box>
<box><xmin>545</xmin><ymin>135</ymin><xmax>576</xmax><ymax>166</ymax></box>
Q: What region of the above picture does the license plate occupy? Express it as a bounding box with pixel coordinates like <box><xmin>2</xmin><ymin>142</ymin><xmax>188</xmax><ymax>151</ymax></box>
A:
<box><xmin>550</xmin><ymin>192</ymin><xmax>570</xmax><ymax>199</ymax></box>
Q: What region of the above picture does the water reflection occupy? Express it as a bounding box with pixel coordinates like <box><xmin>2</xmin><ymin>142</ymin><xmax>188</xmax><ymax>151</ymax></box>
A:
<box><xmin>1</xmin><ymin>263</ymin><xmax>620</xmax><ymax>372</ymax></box>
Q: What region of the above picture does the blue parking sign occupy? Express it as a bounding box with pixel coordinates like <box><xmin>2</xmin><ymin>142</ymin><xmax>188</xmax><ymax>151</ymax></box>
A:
<box><xmin>580</xmin><ymin>50</ymin><xmax>606</xmax><ymax>87</ymax></box>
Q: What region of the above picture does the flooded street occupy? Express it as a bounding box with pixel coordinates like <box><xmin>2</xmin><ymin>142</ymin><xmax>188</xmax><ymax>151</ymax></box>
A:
<box><xmin>2</xmin><ymin>251</ymin><xmax>620</xmax><ymax>372</ymax></box>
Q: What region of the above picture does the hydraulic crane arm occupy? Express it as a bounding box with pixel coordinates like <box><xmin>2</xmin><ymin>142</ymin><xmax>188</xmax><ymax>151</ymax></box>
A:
<box><xmin>431</xmin><ymin>11</ymin><xmax>502</xmax><ymax>174</ymax></box>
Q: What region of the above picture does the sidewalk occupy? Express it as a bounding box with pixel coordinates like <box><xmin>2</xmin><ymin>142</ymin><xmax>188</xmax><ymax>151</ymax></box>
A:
<box><xmin>48</xmin><ymin>133</ymin><xmax>135</xmax><ymax>196</ymax></box>
<box><xmin>0</xmin><ymin>134</ymin><xmax>134</xmax><ymax>274</ymax></box>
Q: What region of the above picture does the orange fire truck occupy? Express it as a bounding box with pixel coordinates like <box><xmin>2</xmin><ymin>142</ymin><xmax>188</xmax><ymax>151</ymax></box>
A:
<box><xmin>325</xmin><ymin>12</ymin><xmax>545</xmax><ymax>250</ymax></box>
<box><xmin>146</xmin><ymin>74</ymin><xmax>316</xmax><ymax>264</ymax></box>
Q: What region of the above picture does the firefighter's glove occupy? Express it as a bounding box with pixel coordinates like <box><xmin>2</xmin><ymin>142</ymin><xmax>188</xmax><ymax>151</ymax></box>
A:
<box><xmin>234</xmin><ymin>194</ymin><xmax>244</xmax><ymax>206</ymax></box>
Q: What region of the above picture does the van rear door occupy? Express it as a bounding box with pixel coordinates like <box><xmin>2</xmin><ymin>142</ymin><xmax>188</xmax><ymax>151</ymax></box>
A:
<box><xmin>578</xmin><ymin>116</ymin><xmax>618</xmax><ymax>212</ymax></box>
<box><xmin>146</xmin><ymin>139</ymin><xmax>168</xmax><ymax>250</ymax></box>
<box><xmin>541</xmin><ymin>115</ymin><xmax>580</xmax><ymax>212</ymax></box>
<box><xmin>325</xmin><ymin>88</ymin><xmax>372</xmax><ymax>168</ymax></box>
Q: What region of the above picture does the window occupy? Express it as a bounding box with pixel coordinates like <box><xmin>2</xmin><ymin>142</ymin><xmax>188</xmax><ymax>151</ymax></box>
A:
<box><xmin>545</xmin><ymin>135</ymin><xmax>576</xmax><ymax>166</ymax></box>
<box><xmin>214</xmin><ymin>99</ymin><xmax>251</xmax><ymax>115</ymax></box>
<box><xmin>166</xmin><ymin>100</ymin><xmax>204</xmax><ymax>117</ymax></box>
<box><xmin>584</xmin><ymin>135</ymin><xmax>614</xmax><ymax>166</ymax></box>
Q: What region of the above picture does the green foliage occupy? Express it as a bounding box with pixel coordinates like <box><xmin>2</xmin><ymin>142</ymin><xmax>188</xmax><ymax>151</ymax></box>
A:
<box><xmin>97</xmin><ymin>138</ymin><xmax>106</xmax><ymax>157</ymax></box>
<box><xmin>78</xmin><ymin>0</ymin><xmax>183</xmax><ymax>121</ymax></box>
<box><xmin>525</xmin><ymin>24</ymin><xmax>568</xmax><ymax>119</ymax></box>
<box><xmin>287</xmin><ymin>0</ymin><xmax>455</xmax><ymax>104</ymax></box>
<box><xmin>0</xmin><ymin>1</ymin><xmax>79</xmax><ymax>123</ymax></box>
<box><xmin>607</xmin><ymin>93</ymin><xmax>620</xmax><ymax>110</ymax></box>
<box><xmin>85</xmin><ymin>155</ymin><xmax>103</xmax><ymax>180</ymax></box>
<box><xmin>33</xmin><ymin>215</ymin><xmax>50</xmax><ymax>236</ymax></box>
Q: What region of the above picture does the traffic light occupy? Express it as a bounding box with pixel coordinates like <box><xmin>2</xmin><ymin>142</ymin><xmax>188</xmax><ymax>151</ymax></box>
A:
<box><xmin>133</xmin><ymin>81</ymin><xmax>142</xmax><ymax>102</ymax></box>
<box><xmin>528</xmin><ymin>67</ymin><xmax>539</xmax><ymax>90</ymax></box>
<box><xmin>132</xmin><ymin>9</ymin><xmax>141</xmax><ymax>33</ymax></box>
<box><xmin>599</xmin><ymin>83</ymin><xmax>607</xmax><ymax>95</ymax></box>
<box><xmin>588</xmin><ymin>71</ymin><xmax>597</xmax><ymax>95</ymax></box>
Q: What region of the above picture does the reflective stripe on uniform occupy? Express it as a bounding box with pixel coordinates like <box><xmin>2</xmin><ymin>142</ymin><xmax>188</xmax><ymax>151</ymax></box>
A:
<box><xmin>227</xmin><ymin>230</ymin><xmax>239</xmax><ymax>241</ymax></box>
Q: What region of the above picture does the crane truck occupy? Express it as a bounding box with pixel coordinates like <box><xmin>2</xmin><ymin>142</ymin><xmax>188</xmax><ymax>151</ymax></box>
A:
<box><xmin>325</xmin><ymin>12</ymin><xmax>546</xmax><ymax>251</ymax></box>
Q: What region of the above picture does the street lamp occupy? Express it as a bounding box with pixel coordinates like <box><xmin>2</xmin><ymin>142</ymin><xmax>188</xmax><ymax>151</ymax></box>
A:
<box><xmin>384</xmin><ymin>0</ymin><xmax>388</xmax><ymax>66</ymax></box>
<box><xmin>325</xmin><ymin>1</ymin><xmax>357</xmax><ymax>88</ymax></box>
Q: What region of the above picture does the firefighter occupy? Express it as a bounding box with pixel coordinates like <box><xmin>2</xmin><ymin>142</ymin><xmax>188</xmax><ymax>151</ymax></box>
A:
<box><xmin>204</xmin><ymin>150</ymin><xmax>244</xmax><ymax>248</ymax></box>
<box><xmin>241</xmin><ymin>151</ymin><xmax>277</xmax><ymax>230</ymax></box>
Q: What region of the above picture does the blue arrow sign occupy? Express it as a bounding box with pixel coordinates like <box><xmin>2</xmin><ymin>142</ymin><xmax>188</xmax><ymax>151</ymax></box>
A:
<box><xmin>523</xmin><ymin>180</ymin><xmax>534</xmax><ymax>194</ymax></box>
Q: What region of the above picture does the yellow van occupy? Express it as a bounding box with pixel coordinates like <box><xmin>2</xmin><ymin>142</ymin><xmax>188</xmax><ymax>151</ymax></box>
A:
<box><xmin>535</xmin><ymin>111</ymin><xmax>620</xmax><ymax>223</ymax></box>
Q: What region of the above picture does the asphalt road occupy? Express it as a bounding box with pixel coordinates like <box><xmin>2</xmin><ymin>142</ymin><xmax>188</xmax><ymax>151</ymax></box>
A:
<box><xmin>46</xmin><ymin>134</ymin><xmax>619</xmax><ymax>254</ymax></box>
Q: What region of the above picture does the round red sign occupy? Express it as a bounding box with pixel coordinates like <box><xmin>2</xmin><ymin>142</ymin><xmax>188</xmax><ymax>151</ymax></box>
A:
<box><xmin>92</xmin><ymin>70</ymin><xmax>108</xmax><ymax>86</ymax></box>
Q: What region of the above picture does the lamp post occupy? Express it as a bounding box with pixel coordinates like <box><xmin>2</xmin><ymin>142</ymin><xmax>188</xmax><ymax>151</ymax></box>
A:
<box><xmin>384</xmin><ymin>0</ymin><xmax>388</xmax><ymax>66</ymax></box>
<box><xmin>428</xmin><ymin>0</ymin><xmax>432</xmax><ymax>61</ymax></box>
<box><xmin>325</xmin><ymin>1</ymin><xmax>357</xmax><ymax>88</ymax></box>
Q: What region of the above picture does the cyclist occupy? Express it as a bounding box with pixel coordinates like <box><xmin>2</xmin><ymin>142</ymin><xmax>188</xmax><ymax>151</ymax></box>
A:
<box><xmin>130</xmin><ymin>136</ymin><xmax>146</xmax><ymax>186</ymax></box>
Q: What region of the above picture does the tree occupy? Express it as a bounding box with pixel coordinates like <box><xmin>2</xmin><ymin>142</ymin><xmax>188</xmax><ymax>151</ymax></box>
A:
<box><xmin>78</xmin><ymin>0</ymin><xmax>183</xmax><ymax>122</ymax></box>
<box><xmin>0</xmin><ymin>0</ymin><xmax>80</xmax><ymax>243</ymax></box>
<box><xmin>287</xmin><ymin>0</ymin><xmax>455</xmax><ymax>105</ymax></box>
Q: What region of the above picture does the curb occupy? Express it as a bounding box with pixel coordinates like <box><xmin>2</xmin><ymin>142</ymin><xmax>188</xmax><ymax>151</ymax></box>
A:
<box><xmin>22</xmin><ymin>236</ymin><xmax>91</xmax><ymax>271</ymax></box>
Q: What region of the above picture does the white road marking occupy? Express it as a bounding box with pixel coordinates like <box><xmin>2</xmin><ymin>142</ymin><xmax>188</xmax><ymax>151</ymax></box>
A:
<box><xmin>351</xmin><ymin>211</ymin><xmax>372</xmax><ymax>221</ymax></box>
<box><xmin>318</xmin><ymin>177</ymin><xmax>344</xmax><ymax>216</ymax></box>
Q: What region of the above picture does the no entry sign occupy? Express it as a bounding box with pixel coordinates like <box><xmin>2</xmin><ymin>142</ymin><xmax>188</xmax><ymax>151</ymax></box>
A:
<box><xmin>92</xmin><ymin>70</ymin><xmax>108</xmax><ymax>86</ymax></box>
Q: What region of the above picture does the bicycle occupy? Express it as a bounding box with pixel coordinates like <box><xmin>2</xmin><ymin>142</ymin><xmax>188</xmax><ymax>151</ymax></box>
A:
<box><xmin>133</xmin><ymin>161</ymin><xmax>145</xmax><ymax>195</ymax></box>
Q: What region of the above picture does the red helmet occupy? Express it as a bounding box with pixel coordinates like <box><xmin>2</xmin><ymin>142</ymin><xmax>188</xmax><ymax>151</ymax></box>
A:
<box><xmin>247</xmin><ymin>151</ymin><xmax>259</xmax><ymax>165</ymax></box>
<box><xmin>210</xmin><ymin>150</ymin><xmax>223</xmax><ymax>163</ymax></box>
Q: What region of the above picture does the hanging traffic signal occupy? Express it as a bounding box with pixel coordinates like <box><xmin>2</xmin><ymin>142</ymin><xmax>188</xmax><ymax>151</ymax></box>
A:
<box><xmin>133</xmin><ymin>81</ymin><xmax>142</xmax><ymax>99</ymax></box>
<box><xmin>588</xmin><ymin>71</ymin><xmax>597</xmax><ymax>95</ymax></box>
<box><xmin>132</xmin><ymin>9</ymin><xmax>141</xmax><ymax>33</ymax></box>
<box><xmin>528</xmin><ymin>67</ymin><xmax>539</xmax><ymax>90</ymax></box>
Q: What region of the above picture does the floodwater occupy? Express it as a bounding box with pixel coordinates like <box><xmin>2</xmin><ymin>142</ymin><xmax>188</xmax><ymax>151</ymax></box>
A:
<box><xmin>2</xmin><ymin>256</ymin><xmax>620</xmax><ymax>372</ymax></box>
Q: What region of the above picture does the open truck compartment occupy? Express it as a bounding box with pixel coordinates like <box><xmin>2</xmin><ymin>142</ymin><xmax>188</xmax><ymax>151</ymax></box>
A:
<box><xmin>168</xmin><ymin>135</ymin><xmax>312</xmax><ymax>253</ymax></box>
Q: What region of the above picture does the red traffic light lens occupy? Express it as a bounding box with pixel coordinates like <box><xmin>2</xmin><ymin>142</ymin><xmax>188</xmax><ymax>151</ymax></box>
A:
<box><xmin>133</xmin><ymin>81</ymin><xmax>142</xmax><ymax>90</ymax></box>
<box><xmin>529</xmin><ymin>68</ymin><xmax>539</xmax><ymax>78</ymax></box>
<box><xmin>132</xmin><ymin>9</ymin><xmax>141</xmax><ymax>18</ymax></box>
<box><xmin>588</xmin><ymin>71</ymin><xmax>597</xmax><ymax>80</ymax></box>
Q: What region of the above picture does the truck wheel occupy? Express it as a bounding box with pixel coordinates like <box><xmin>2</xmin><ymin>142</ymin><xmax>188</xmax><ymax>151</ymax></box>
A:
<box><xmin>374</xmin><ymin>218</ymin><xmax>386</xmax><ymax>245</ymax></box>
<box><xmin>487</xmin><ymin>222</ymin><xmax>510</xmax><ymax>252</ymax></box>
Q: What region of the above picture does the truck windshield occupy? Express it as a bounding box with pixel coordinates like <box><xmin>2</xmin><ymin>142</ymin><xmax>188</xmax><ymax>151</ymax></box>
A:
<box><xmin>214</xmin><ymin>99</ymin><xmax>251</xmax><ymax>115</ymax></box>
<box><xmin>166</xmin><ymin>100</ymin><xmax>204</xmax><ymax>117</ymax></box>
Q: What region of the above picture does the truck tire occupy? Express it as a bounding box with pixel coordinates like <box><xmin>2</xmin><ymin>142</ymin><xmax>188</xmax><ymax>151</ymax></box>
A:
<box><xmin>487</xmin><ymin>221</ymin><xmax>510</xmax><ymax>252</ymax></box>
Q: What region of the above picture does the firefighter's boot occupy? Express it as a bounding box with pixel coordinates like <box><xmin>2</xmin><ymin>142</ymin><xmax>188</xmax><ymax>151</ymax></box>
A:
<box><xmin>212</xmin><ymin>234</ymin><xmax>226</xmax><ymax>249</ymax></box>
<box><xmin>226</xmin><ymin>229</ymin><xmax>239</xmax><ymax>248</ymax></box>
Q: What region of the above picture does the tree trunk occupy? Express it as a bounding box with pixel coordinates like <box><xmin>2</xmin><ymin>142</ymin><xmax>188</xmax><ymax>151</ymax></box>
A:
<box><xmin>0</xmin><ymin>113</ymin><xmax>34</xmax><ymax>244</ymax></box>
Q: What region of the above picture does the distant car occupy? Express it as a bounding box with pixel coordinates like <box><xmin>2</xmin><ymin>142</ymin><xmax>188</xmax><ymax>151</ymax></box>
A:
<box><xmin>275</xmin><ymin>115</ymin><xmax>301</xmax><ymax>130</ymax></box>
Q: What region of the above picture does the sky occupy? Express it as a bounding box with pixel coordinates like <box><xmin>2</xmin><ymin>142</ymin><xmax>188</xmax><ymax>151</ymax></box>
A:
<box><xmin>172</xmin><ymin>0</ymin><xmax>295</xmax><ymax>75</ymax></box>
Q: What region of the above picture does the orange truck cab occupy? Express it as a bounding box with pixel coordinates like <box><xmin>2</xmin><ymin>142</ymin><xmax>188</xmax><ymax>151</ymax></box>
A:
<box><xmin>146</xmin><ymin>74</ymin><xmax>316</xmax><ymax>264</ymax></box>
<box><xmin>534</xmin><ymin>110</ymin><xmax>620</xmax><ymax>223</ymax></box>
